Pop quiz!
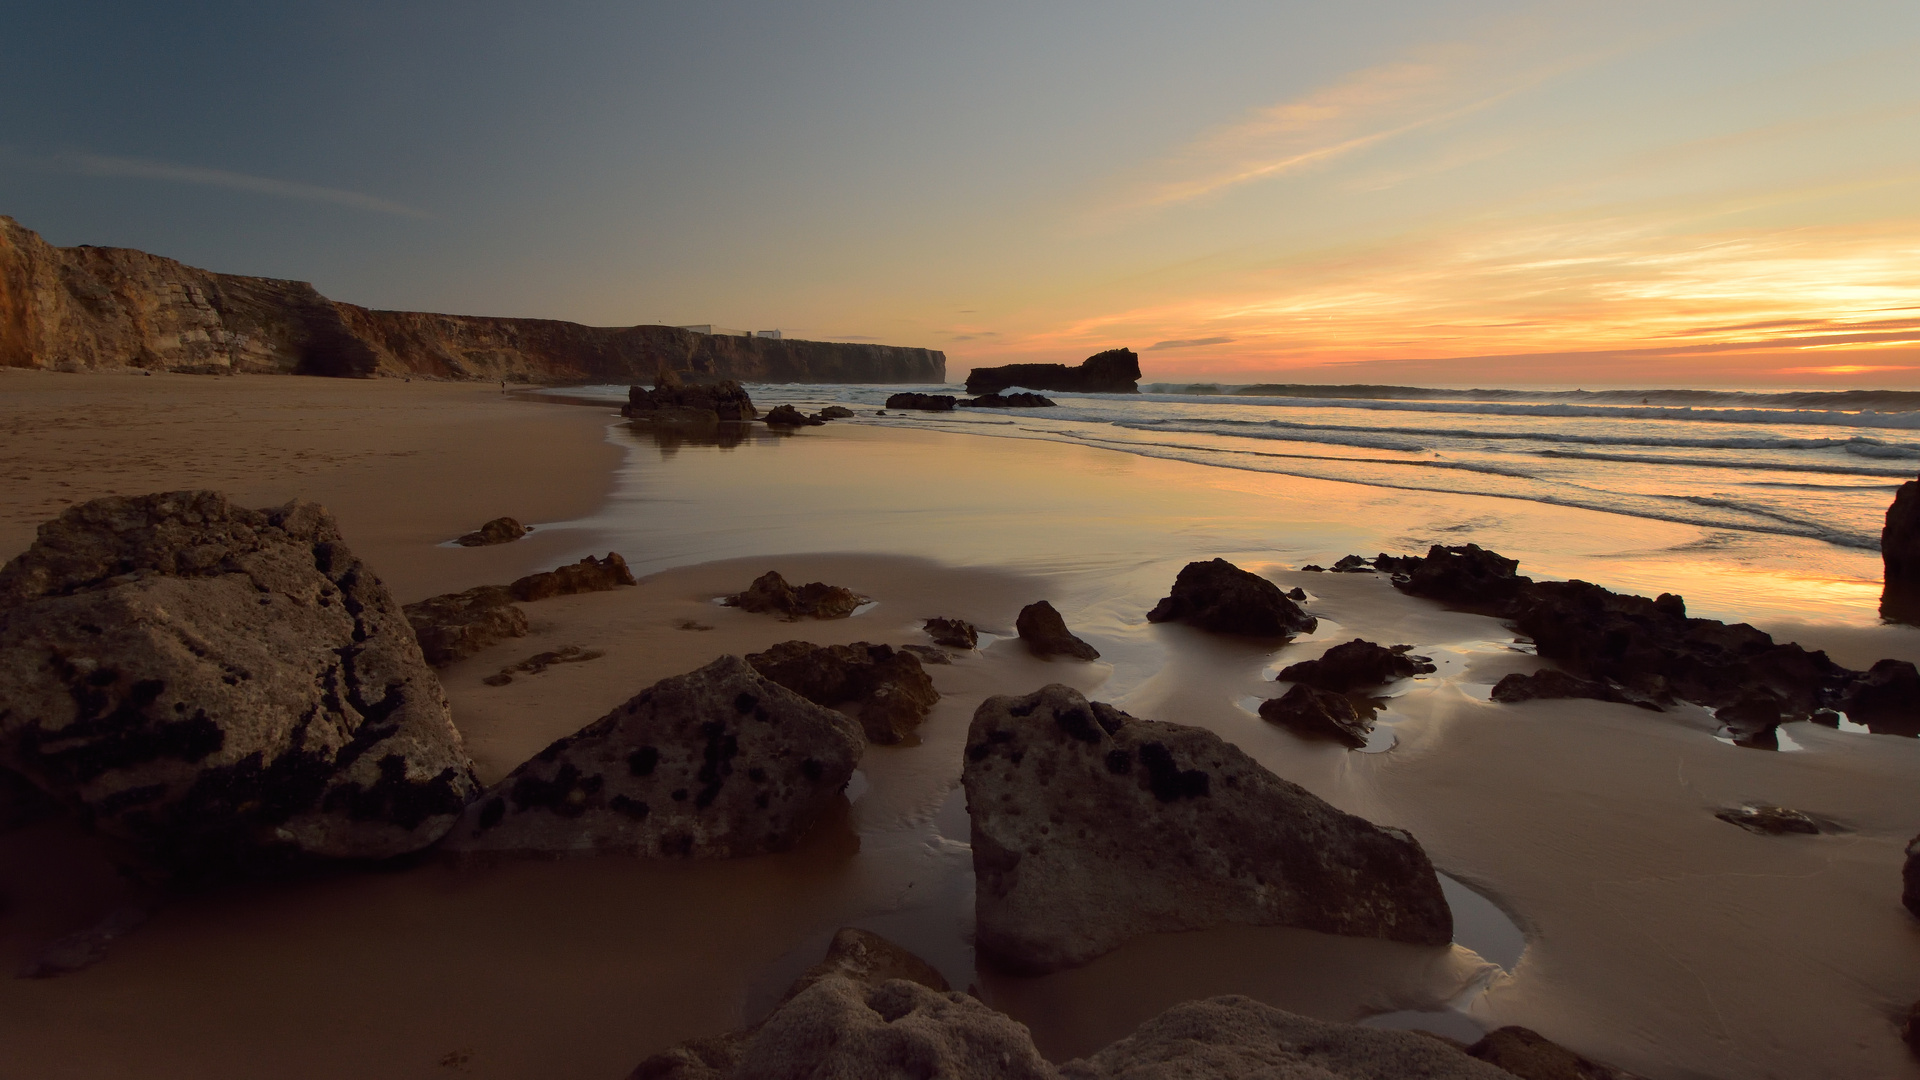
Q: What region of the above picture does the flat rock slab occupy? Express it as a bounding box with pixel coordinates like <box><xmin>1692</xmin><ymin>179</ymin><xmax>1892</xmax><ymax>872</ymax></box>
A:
<box><xmin>963</xmin><ymin>684</ymin><xmax>1452</xmax><ymax>974</ymax></box>
<box><xmin>0</xmin><ymin>491</ymin><xmax>478</xmax><ymax>869</ymax></box>
<box><xmin>444</xmin><ymin>655</ymin><xmax>862</xmax><ymax>858</ymax></box>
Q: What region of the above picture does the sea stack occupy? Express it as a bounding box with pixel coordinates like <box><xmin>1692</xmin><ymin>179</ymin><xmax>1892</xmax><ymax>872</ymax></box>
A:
<box><xmin>1882</xmin><ymin>473</ymin><xmax>1920</xmax><ymax>624</ymax></box>
<box><xmin>964</xmin><ymin>347</ymin><xmax>1141</xmax><ymax>395</ymax></box>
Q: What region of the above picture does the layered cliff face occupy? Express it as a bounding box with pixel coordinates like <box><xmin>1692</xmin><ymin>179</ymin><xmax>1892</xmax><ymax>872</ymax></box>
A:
<box><xmin>0</xmin><ymin>216</ymin><xmax>944</xmax><ymax>383</ymax></box>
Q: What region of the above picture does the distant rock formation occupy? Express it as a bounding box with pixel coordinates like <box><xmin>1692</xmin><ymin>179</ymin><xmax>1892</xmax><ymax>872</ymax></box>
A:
<box><xmin>959</xmin><ymin>392</ymin><xmax>1056</xmax><ymax>408</ymax></box>
<box><xmin>964</xmin><ymin>347</ymin><xmax>1140</xmax><ymax>395</ymax></box>
<box><xmin>624</xmin><ymin>372</ymin><xmax>758</xmax><ymax>421</ymax></box>
<box><xmin>1884</xmin><ymin>473</ymin><xmax>1920</xmax><ymax>623</ymax></box>
<box><xmin>884</xmin><ymin>392</ymin><xmax>957</xmax><ymax>411</ymax></box>
<box><xmin>0</xmin><ymin>216</ymin><xmax>944</xmax><ymax>382</ymax></box>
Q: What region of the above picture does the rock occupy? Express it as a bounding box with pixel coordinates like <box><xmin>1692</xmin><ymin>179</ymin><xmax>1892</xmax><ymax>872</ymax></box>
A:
<box><xmin>16</xmin><ymin>905</ymin><xmax>149</xmax><ymax>979</ymax></box>
<box><xmin>1714</xmin><ymin>804</ymin><xmax>1819</xmax><ymax>835</ymax></box>
<box><xmin>1395</xmin><ymin>544</ymin><xmax>1534</xmax><ymax>614</ymax></box>
<box><xmin>454</xmin><ymin>516</ymin><xmax>531</xmax><ymax>547</ymax></box>
<box><xmin>960</xmin><ymin>392</ymin><xmax>1056</xmax><ymax>408</ymax></box>
<box><xmin>1285</xmin><ymin>586</ymin><xmax>1307</xmax><ymax>601</ymax></box>
<box><xmin>1464</xmin><ymin>1025</ymin><xmax>1642</xmax><ymax>1080</ymax></box>
<box><xmin>898</xmin><ymin>645</ymin><xmax>951</xmax><ymax>665</ymax></box>
<box><xmin>964</xmin><ymin>684</ymin><xmax>1452</xmax><ymax>973</ymax></box>
<box><xmin>965</xmin><ymin>348</ymin><xmax>1141</xmax><ymax>395</ymax></box>
<box><xmin>1146</xmin><ymin>559</ymin><xmax>1318</xmax><ymax>637</ymax></box>
<box><xmin>444</xmin><ymin>655</ymin><xmax>862</xmax><ymax>857</ymax></box>
<box><xmin>1490</xmin><ymin>669</ymin><xmax>1662</xmax><ymax>712</ymax></box>
<box><xmin>1883</xmin><ymin>474</ymin><xmax>1920</xmax><ymax>623</ymax></box>
<box><xmin>924</xmin><ymin>617</ymin><xmax>978</xmax><ymax>649</ymax></box>
<box><xmin>404</xmin><ymin>586</ymin><xmax>529</xmax><ymax>666</ymax></box>
<box><xmin>787</xmin><ymin>926</ymin><xmax>952</xmax><ymax>999</ymax></box>
<box><xmin>481</xmin><ymin>645</ymin><xmax>604</xmax><ymax>687</ymax></box>
<box><xmin>1838</xmin><ymin>659</ymin><xmax>1920</xmax><ymax>736</ymax></box>
<box><xmin>1061</xmin><ymin>996</ymin><xmax>1514</xmax><ymax>1080</ymax></box>
<box><xmin>625</xmin><ymin>371</ymin><xmax>758</xmax><ymax>421</ymax></box>
<box><xmin>745</xmin><ymin>641</ymin><xmax>940</xmax><ymax>744</ymax></box>
<box><xmin>819</xmin><ymin>405</ymin><xmax>855</xmax><ymax>419</ymax></box>
<box><xmin>723</xmin><ymin>571</ymin><xmax>867</xmax><ymax>620</ymax></box>
<box><xmin>1277</xmin><ymin>639</ymin><xmax>1434</xmax><ymax>693</ymax></box>
<box><xmin>1258</xmin><ymin>684</ymin><xmax>1372</xmax><ymax>749</ymax></box>
<box><xmin>763</xmin><ymin>404</ymin><xmax>824</xmax><ymax>427</ymax></box>
<box><xmin>1015</xmin><ymin>601</ymin><xmax>1100</xmax><ymax>660</ymax></box>
<box><xmin>1904</xmin><ymin>834</ymin><xmax>1920</xmax><ymax>918</ymax></box>
<box><xmin>508</xmin><ymin>553</ymin><xmax>638</xmax><ymax>602</ymax></box>
<box><xmin>1330</xmin><ymin>554</ymin><xmax>1373</xmax><ymax>573</ymax></box>
<box><xmin>0</xmin><ymin>491</ymin><xmax>479</xmax><ymax>870</ymax></box>
<box><xmin>1713</xmin><ymin>693</ymin><xmax>1785</xmax><ymax>749</ymax></box>
<box><xmin>1301</xmin><ymin>564</ymin><xmax>1326</xmax><ymax>572</ymax></box>
<box><xmin>0</xmin><ymin>766</ymin><xmax>59</xmax><ymax>832</ymax></box>
<box><xmin>883</xmin><ymin>392</ymin><xmax>957</xmax><ymax>411</ymax></box>
<box><xmin>1904</xmin><ymin>999</ymin><xmax>1920</xmax><ymax>1057</ymax></box>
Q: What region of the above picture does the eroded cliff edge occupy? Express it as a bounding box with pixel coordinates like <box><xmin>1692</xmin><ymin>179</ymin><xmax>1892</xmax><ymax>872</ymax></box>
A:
<box><xmin>0</xmin><ymin>217</ymin><xmax>944</xmax><ymax>383</ymax></box>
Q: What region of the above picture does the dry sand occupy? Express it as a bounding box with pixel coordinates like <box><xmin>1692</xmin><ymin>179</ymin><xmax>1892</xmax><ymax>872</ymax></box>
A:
<box><xmin>2</xmin><ymin>371</ymin><xmax>1918</xmax><ymax>1080</ymax></box>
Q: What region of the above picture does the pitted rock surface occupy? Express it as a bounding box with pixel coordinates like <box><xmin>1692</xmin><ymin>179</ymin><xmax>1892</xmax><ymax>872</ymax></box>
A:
<box><xmin>1276</xmin><ymin>639</ymin><xmax>1433</xmax><ymax>693</ymax></box>
<box><xmin>0</xmin><ymin>491</ymin><xmax>478</xmax><ymax>869</ymax></box>
<box><xmin>404</xmin><ymin>586</ymin><xmax>528</xmax><ymax>667</ymax></box>
<box><xmin>962</xmin><ymin>684</ymin><xmax>1451</xmax><ymax>973</ymax></box>
<box><xmin>444</xmin><ymin>655</ymin><xmax>862</xmax><ymax>857</ymax></box>
<box><xmin>1146</xmin><ymin>559</ymin><xmax>1317</xmax><ymax>637</ymax></box>
<box><xmin>745</xmin><ymin>641</ymin><xmax>939</xmax><ymax>744</ymax></box>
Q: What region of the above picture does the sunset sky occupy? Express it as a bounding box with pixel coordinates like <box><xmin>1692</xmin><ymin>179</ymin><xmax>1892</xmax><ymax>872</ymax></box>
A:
<box><xmin>3</xmin><ymin>1</ymin><xmax>1917</xmax><ymax>385</ymax></box>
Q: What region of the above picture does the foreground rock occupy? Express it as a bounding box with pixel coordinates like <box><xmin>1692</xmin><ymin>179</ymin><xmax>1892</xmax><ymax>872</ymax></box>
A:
<box><xmin>1462</xmin><ymin>1025</ymin><xmax>1643</xmax><ymax>1080</ymax></box>
<box><xmin>1259</xmin><ymin>684</ymin><xmax>1372</xmax><ymax>748</ymax></box>
<box><xmin>965</xmin><ymin>347</ymin><xmax>1142</xmax><ymax>395</ymax></box>
<box><xmin>454</xmin><ymin>516</ymin><xmax>531</xmax><ymax>546</ymax></box>
<box><xmin>960</xmin><ymin>392</ymin><xmax>1056</xmax><ymax>408</ymax></box>
<box><xmin>964</xmin><ymin>684</ymin><xmax>1451</xmax><ymax>973</ymax></box>
<box><xmin>404</xmin><ymin>587</ymin><xmax>530</xmax><ymax>666</ymax></box>
<box><xmin>924</xmin><ymin>617</ymin><xmax>978</xmax><ymax>649</ymax></box>
<box><xmin>445</xmin><ymin>655</ymin><xmax>861</xmax><ymax>857</ymax></box>
<box><xmin>1278</xmin><ymin>639</ymin><xmax>1434</xmax><ymax>692</ymax></box>
<box><xmin>724</xmin><ymin>570</ymin><xmax>867</xmax><ymax>620</ymax></box>
<box><xmin>745</xmin><ymin>641</ymin><xmax>939</xmax><ymax>744</ymax></box>
<box><xmin>1490</xmin><ymin>669</ymin><xmax>1661</xmax><ymax>711</ymax></box>
<box><xmin>1147</xmin><ymin>558</ymin><xmax>1318</xmax><ymax>637</ymax></box>
<box><xmin>624</xmin><ymin>371</ymin><xmax>757</xmax><ymax>421</ymax></box>
<box><xmin>1015</xmin><ymin>601</ymin><xmax>1100</xmax><ymax>660</ymax></box>
<box><xmin>0</xmin><ymin>491</ymin><xmax>478</xmax><ymax>869</ymax></box>
<box><xmin>1838</xmin><ymin>659</ymin><xmax>1920</xmax><ymax>737</ymax></box>
<box><xmin>883</xmin><ymin>392</ymin><xmax>957</xmax><ymax>411</ymax></box>
<box><xmin>1884</xmin><ymin>473</ymin><xmax>1920</xmax><ymax>623</ymax></box>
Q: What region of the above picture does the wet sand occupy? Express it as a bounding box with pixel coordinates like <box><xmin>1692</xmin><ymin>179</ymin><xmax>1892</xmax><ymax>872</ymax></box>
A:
<box><xmin>3</xmin><ymin>375</ymin><xmax>1919</xmax><ymax>1079</ymax></box>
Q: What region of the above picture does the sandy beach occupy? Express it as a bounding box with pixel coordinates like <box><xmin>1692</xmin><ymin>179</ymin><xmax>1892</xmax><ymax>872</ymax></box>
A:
<box><xmin>4</xmin><ymin>371</ymin><xmax>1919</xmax><ymax>1080</ymax></box>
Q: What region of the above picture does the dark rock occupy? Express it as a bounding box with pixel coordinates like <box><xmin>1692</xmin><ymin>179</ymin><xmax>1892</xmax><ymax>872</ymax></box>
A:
<box><xmin>788</xmin><ymin>926</ymin><xmax>952</xmax><ymax>999</ymax></box>
<box><xmin>818</xmin><ymin>405</ymin><xmax>855</xmax><ymax>419</ymax></box>
<box><xmin>508</xmin><ymin>553</ymin><xmax>638</xmax><ymax>602</ymax></box>
<box><xmin>1491</xmin><ymin>669</ymin><xmax>1662</xmax><ymax>712</ymax></box>
<box><xmin>1882</xmin><ymin>473</ymin><xmax>1920</xmax><ymax>623</ymax></box>
<box><xmin>1904</xmin><ymin>834</ymin><xmax>1919</xmax><ymax>918</ymax></box>
<box><xmin>1715</xmin><ymin>804</ymin><xmax>1819</xmax><ymax>835</ymax></box>
<box><xmin>1714</xmin><ymin>693</ymin><xmax>1785</xmax><ymax>748</ymax></box>
<box><xmin>1330</xmin><ymin>554</ymin><xmax>1373</xmax><ymax>573</ymax></box>
<box><xmin>964</xmin><ymin>684</ymin><xmax>1452</xmax><ymax>973</ymax></box>
<box><xmin>1258</xmin><ymin>684</ymin><xmax>1372</xmax><ymax>749</ymax></box>
<box><xmin>624</xmin><ymin>370</ymin><xmax>758</xmax><ymax>421</ymax></box>
<box><xmin>959</xmin><ymin>392</ymin><xmax>1056</xmax><ymax>408</ymax></box>
<box><xmin>16</xmin><ymin>905</ymin><xmax>148</xmax><ymax>979</ymax></box>
<box><xmin>1395</xmin><ymin>544</ymin><xmax>1534</xmax><ymax>614</ymax></box>
<box><xmin>898</xmin><ymin>644</ymin><xmax>951</xmax><ymax>665</ymax></box>
<box><xmin>481</xmin><ymin>645</ymin><xmax>604</xmax><ymax>687</ymax></box>
<box><xmin>454</xmin><ymin>516</ymin><xmax>531</xmax><ymax>547</ymax></box>
<box><xmin>1903</xmin><ymin>1000</ymin><xmax>1920</xmax><ymax>1058</ymax></box>
<box><xmin>1373</xmin><ymin>553</ymin><xmax>1425</xmax><ymax>575</ymax></box>
<box><xmin>1838</xmin><ymin>659</ymin><xmax>1920</xmax><ymax>736</ymax></box>
<box><xmin>1301</xmin><ymin>564</ymin><xmax>1326</xmax><ymax>573</ymax></box>
<box><xmin>723</xmin><ymin>571</ymin><xmax>867</xmax><ymax>620</ymax></box>
<box><xmin>0</xmin><ymin>766</ymin><xmax>59</xmax><ymax>832</ymax></box>
<box><xmin>1278</xmin><ymin>639</ymin><xmax>1434</xmax><ymax>693</ymax></box>
<box><xmin>1465</xmin><ymin>1025</ymin><xmax>1642</xmax><ymax>1080</ymax></box>
<box><xmin>444</xmin><ymin>655</ymin><xmax>862</xmax><ymax>857</ymax></box>
<box><xmin>745</xmin><ymin>641</ymin><xmax>940</xmax><ymax>744</ymax></box>
<box><xmin>404</xmin><ymin>586</ymin><xmax>528</xmax><ymax>666</ymax></box>
<box><xmin>965</xmin><ymin>347</ymin><xmax>1141</xmax><ymax>395</ymax></box>
<box><xmin>1286</xmin><ymin>586</ymin><xmax>1307</xmax><ymax>601</ymax></box>
<box><xmin>883</xmin><ymin>392</ymin><xmax>957</xmax><ymax>411</ymax></box>
<box><xmin>1015</xmin><ymin>601</ymin><xmax>1100</xmax><ymax>660</ymax></box>
<box><xmin>0</xmin><ymin>491</ymin><xmax>479</xmax><ymax>870</ymax></box>
<box><xmin>924</xmin><ymin>617</ymin><xmax>978</xmax><ymax>649</ymax></box>
<box><xmin>1146</xmin><ymin>558</ymin><xmax>1318</xmax><ymax>637</ymax></box>
<box><xmin>763</xmin><ymin>404</ymin><xmax>823</xmax><ymax>427</ymax></box>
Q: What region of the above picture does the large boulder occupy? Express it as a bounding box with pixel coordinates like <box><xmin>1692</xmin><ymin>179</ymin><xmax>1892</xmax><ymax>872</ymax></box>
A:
<box><xmin>1395</xmin><ymin>544</ymin><xmax>1534</xmax><ymax>615</ymax></box>
<box><xmin>966</xmin><ymin>348</ymin><xmax>1141</xmax><ymax>395</ymax></box>
<box><xmin>745</xmin><ymin>641</ymin><xmax>940</xmax><ymax>744</ymax></box>
<box><xmin>508</xmin><ymin>553</ymin><xmax>637</xmax><ymax>602</ymax></box>
<box><xmin>403</xmin><ymin>586</ymin><xmax>529</xmax><ymax>666</ymax></box>
<box><xmin>883</xmin><ymin>392</ymin><xmax>957</xmax><ymax>412</ymax></box>
<box><xmin>1015</xmin><ymin>601</ymin><xmax>1100</xmax><ymax>660</ymax></box>
<box><xmin>625</xmin><ymin>371</ymin><xmax>757</xmax><ymax>422</ymax></box>
<box><xmin>443</xmin><ymin>655</ymin><xmax>862</xmax><ymax>857</ymax></box>
<box><xmin>1146</xmin><ymin>559</ymin><xmax>1318</xmax><ymax>637</ymax></box>
<box><xmin>1883</xmin><ymin>474</ymin><xmax>1920</xmax><ymax>623</ymax></box>
<box><xmin>963</xmin><ymin>685</ymin><xmax>1452</xmax><ymax>973</ymax></box>
<box><xmin>1277</xmin><ymin>639</ymin><xmax>1433</xmax><ymax>692</ymax></box>
<box><xmin>1837</xmin><ymin>659</ymin><xmax>1920</xmax><ymax>736</ymax></box>
<box><xmin>960</xmin><ymin>392</ymin><xmax>1056</xmax><ymax>408</ymax></box>
<box><xmin>454</xmin><ymin>516</ymin><xmax>530</xmax><ymax>547</ymax></box>
<box><xmin>763</xmin><ymin>404</ymin><xmax>823</xmax><ymax>427</ymax></box>
<box><xmin>724</xmin><ymin>571</ymin><xmax>867</xmax><ymax>621</ymax></box>
<box><xmin>0</xmin><ymin>491</ymin><xmax>478</xmax><ymax>869</ymax></box>
<box><xmin>1258</xmin><ymin>684</ymin><xmax>1372</xmax><ymax>749</ymax></box>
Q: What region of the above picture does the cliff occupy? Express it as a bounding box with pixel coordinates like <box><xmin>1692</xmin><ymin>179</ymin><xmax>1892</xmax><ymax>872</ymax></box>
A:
<box><xmin>0</xmin><ymin>216</ymin><xmax>944</xmax><ymax>383</ymax></box>
<box><xmin>965</xmin><ymin>347</ymin><xmax>1140</xmax><ymax>395</ymax></box>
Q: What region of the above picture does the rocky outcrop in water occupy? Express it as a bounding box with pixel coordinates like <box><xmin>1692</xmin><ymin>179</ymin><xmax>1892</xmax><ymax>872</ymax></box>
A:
<box><xmin>0</xmin><ymin>216</ymin><xmax>944</xmax><ymax>381</ymax></box>
<box><xmin>0</xmin><ymin>491</ymin><xmax>478</xmax><ymax>871</ymax></box>
<box><xmin>960</xmin><ymin>392</ymin><xmax>1056</xmax><ymax>408</ymax></box>
<box><xmin>454</xmin><ymin>517</ymin><xmax>531</xmax><ymax>547</ymax></box>
<box><xmin>1258</xmin><ymin>684</ymin><xmax>1373</xmax><ymax>748</ymax></box>
<box><xmin>884</xmin><ymin>392</ymin><xmax>957</xmax><ymax>411</ymax></box>
<box><xmin>964</xmin><ymin>684</ymin><xmax>1452</xmax><ymax>973</ymax></box>
<box><xmin>1015</xmin><ymin>601</ymin><xmax>1100</xmax><ymax>660</ymax></box>
<box><xmin>724</xmin><ymin>571</ymin><xmax>867</xmax><ymax>620</ymax></box>
<box><xmin>624</xmin><ymin>371</ymin><xmax>758</xmax><ymax>422</ymax></box>
<box><xmin>1147</xmin><ymin>558</ymin><xmax>1318</xmax><ymax>637</ymax></box>
<box><xmin>1277</xmin><ymin>639</ymin><xmax>1434</xmax><ymax>693</ymax></box>
<box><xmin>444</xmin><ymin>655</ymin><xmax>862</xmax><ymax>857</ymax></box>
<box><xmin>744</xmin><ymin>641</ymin><xmax>940</xmax><ymax>744</ymax></box>
<box><xmin>965</xmin><ymin>348</ymin><xmax>1141</xmax><ymax>395</ymax></box>
<box><xmin>1884</xmin><ymin>474</ymin><xmax>1920</xmax><ymax>624</ymax></box>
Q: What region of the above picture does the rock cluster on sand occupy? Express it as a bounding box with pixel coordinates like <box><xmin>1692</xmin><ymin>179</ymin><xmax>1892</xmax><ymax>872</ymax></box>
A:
<box><xmin>0</xmin><ymin>491</ymin><xmax>479</xmax><ymax>869</ymax></box>
<box><xmin>1277</xmin><ymin>638</ymin><xmax>1434</xmax><ymax>693</ymax></box>
<box><xmin>403</xmin><ymin>553</ymin><xmax>636</xmax><ymax>666</ymax></box>
<box><xmin>724</xmin><ymin>570</ymin><xmax>867</xmax><ymax>620</ymax></box>
<box><xmin>624</xmin><ymin>371</ymin><xmax>758</xmax><ymax>422</ymax></box>
<box><xmin>762</xmin><ymin>404</ymin><xmax>824</xmax><ymax>427</ymax></box>
<box><xmin>884</xmin><ymin>392</ymin><xmax>957</xmax><ymax>411</ymax></box>
<box><xmin>454</xmin><ymin>516</ymin><xmax>531</xmax><ymax>547</ymax></box>
<box><xmin>445</xmin><ymin>655</ymin><xmax>862</xmax><ymax>857</ymax></box>
<box><xmin>1258</xmin><ymin>684</ymin><xmax>1372</xmax><ymax>748</ymax></box>
<box><xmin>1015</xmin><ymin>601</ymin><xmax>1100</xmax><ymax>660</ymax></box>
<box><xmin>924</xmin><ymin>617</ymin><xmax>978</xmax><ymax>649</ymax></box>
<box><xmin>1884</xmin><ymin>473</ymin><xmax>1920</xmax><ymax>623</ymax></box>
<box><xmin>959</xmin><ymin>392</ymin><xmax>1056</xmax><ymax>408</ymax></box>
<box><xmin>965</xmin><ymin>347</ymin><xmax>1141</xmax><ymax>395</ymax></box>
<box><xmin>1147</xmin><ymin>558</ymin><xmax>1318</xmax><ymax>637</ymax></box>
<box><xmin>745</xmin><ymin>641</ymin><xmax>940</xmax><ymax>744</ymax></box>
<box><xmin>963</xmin><ymin>684</ymin><xmax>1451</xmax><ymax>973</ymax></box>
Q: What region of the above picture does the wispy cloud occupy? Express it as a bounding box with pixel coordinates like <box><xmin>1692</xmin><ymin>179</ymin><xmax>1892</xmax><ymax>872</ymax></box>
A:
<box><xmin>1147</xmin><ymin>337</ymin><xmax>1233</xmax><ymax>350</ymax></box>
<box><xmin>53</xmin><ymin>152</ymin><xmax>428</xmax><ymax>218</ymax></box>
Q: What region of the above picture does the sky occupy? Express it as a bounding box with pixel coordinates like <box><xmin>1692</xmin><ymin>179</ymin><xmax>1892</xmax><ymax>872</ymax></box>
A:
<box><xmin>2</xmin><ymin>1</ymin><xmax>1917</xmax><ymax>387</ymax></box>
